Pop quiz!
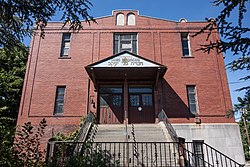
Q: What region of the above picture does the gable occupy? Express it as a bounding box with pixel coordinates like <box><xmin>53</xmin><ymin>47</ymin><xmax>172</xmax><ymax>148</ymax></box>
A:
<box><xmin>93</xmin><ymin>52</ymin><xmax>160</xmax><ymax>68</ymax></box>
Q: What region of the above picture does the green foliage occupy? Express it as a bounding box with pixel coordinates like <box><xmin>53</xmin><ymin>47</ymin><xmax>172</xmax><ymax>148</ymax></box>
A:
<box><xmin>232</xmin><ymin>92</ymin><xmax>250</xmax><ymax>159</ymax></box>
<box><xmin>0</xmin><ymin>46</ymin><xmax>28</xmax><ymax>120</ymax></box>
<box><xmin>47</xmin><ymin>142</ymin><xmax>120</xmax><ymax>167</ymax></box>
<box><xmin>13</xmin><ymin>118</ymin><xmax>47</xmax><ymax>167</ymax></box>
<box><xmin>0</xmin><ymin>0</ymin><xmax>95</xmax><ymax>49</ymax></box>
<box><xmin>0</xmin><ymin>119</ymin><xmax>47</xmax><ymax>166</ymax></box>
<box><xmin>54</xmin><ymin>116</ymin><xmax>87</xmax><ymax>141</ymax></box>
<box><xmin>55</xmin><ymin>131</ymin><xmax>78</xmax><ymax>141</ymax></box>
<box><xmin>0</xmin><ymin>118</ymin><xmax>16</xmax><ymax>166</ymax></box>
<box><xmin>0</xmin><ymin>46</ymin><xmax>28</xmax><ymax>166</ymax></box>
<box><xmin>238</xmin><ymin>118</ymin><xmax>250</xmax><ymax>159</ymax></box>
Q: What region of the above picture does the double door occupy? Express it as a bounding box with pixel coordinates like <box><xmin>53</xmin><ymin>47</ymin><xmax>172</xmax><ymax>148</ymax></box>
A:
<box><xmin>98</xmin><ymin>84</ymin><xmax>154</xmax><ymax>124</ymax></box>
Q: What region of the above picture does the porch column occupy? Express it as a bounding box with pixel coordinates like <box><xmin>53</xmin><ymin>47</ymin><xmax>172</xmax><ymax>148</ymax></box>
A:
<box><xmin>124</xmin><ymin>78</ymin><xmax>128</xmax><ymax>124</ymax></box>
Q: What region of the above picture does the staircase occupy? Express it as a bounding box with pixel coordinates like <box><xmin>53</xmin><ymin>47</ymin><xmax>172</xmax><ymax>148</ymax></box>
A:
<box><xmin>47</xmin><ymin>121</ymin><xmax>245</xmax><ymax>167</ymax></box>
<box><xmin>92</xmin><ymin>123</ymin><xmax>173</xmax><ymax>142</ymax></box>
<box><xmin>88</xmin><ymin>123</ymin><xmax>179</xmax><ymax>166</ymax></box>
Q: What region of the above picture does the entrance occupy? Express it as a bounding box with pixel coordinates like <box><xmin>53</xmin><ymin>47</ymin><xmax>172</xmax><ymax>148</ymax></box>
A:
<box><xmin>98</xmin><ymin>85</ymin><xmax>123</xmax><ymax>124</ymax></box>
<box><xmin>128</xmin><ymin>85</ymin><xmax>154</xmax><ymax>123</ymax></box>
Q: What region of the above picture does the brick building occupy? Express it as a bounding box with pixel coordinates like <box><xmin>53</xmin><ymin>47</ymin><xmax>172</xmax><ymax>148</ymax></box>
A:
<box><xmin>17</xmin><ymin>10</ymin><xmax>245</xmax><ymax>163</ymax></box>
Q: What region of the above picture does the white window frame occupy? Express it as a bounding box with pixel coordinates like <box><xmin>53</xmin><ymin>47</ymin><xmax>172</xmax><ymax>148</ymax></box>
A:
<box><xmin>60</xmin><ymin>33</ymin><xmax>71</xmax><ymax>57</ymax></box>
<box><xmin>181</xmin><ymin>33</ymin><xmax>192</xmax><ymax>57</ymax></box>
<box><xmin>114</xmin><ymin>33</ymin><xmax>138</xmax><ymax>54</ymax></box>
<box><xmin>187</xmin><ymin>85</ymin><xmax>199</xmax><ymax>115</ymax></box>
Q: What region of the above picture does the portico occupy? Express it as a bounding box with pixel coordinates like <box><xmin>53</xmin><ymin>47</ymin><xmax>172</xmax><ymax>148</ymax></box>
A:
<box><xmin>85</xmin><ymin>51</ymin><xmax>167</xmax><ymax>124</ymax></box>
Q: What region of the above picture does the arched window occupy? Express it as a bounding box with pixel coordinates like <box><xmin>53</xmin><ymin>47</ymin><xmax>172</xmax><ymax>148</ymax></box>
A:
<box><xmin>116</xmin><ymin>13</ymin><xmax>124</xmax><ymax>26</ymax></box>
<box><xmin>127</xmin><ymin>13</ymin><xmax>135</xmax><ymax>25</ymax></box>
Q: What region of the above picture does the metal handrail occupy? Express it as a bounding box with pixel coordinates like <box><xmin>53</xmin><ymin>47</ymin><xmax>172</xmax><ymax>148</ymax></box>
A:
<box><xmin>158</xmin><ymin>109</ymin><xmax>179</xmax><ymax>142</ymax></box>
<box><xmin>75</xmin><ymin>111</ymin><xmax>95</xmax><ymax>142</ymax></box>
<box><xmin>202</xmin><ymin>142</ymin><xmax>245</xmax><ymax>167</ymax></box>
<box><xmin>47</xmin><ymin>141</ymin><xmax>245</xmax><ymax>167</ymax></box>
<box><xmin>179</xmin><ymin>143</ymin><xmax>213</xmax><ymax>167</ymax></box>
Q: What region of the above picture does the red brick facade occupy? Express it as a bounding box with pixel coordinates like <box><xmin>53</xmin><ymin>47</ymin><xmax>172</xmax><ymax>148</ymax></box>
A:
<box><xmin>17</xmin><ymin>10</ymin><xmax>234</xmax><ymax>144</ymax></box>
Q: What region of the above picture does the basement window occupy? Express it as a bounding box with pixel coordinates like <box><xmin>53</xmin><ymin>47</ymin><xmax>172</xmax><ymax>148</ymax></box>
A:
<box><xmin>192</xmin><ymin>140</ymin><xmax>205</xmax><ymax>166</ymax></box>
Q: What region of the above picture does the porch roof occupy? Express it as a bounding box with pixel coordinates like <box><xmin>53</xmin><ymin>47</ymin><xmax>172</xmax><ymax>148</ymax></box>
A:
<box><xmin>85</xmin><ymin>51</ymin><xmax>167</xmax><ymax>85</ymax></box>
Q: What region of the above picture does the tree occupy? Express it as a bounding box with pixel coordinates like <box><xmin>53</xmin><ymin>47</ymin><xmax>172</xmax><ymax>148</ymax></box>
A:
<box><xmin>0</xmin><ymin>0</ymin><xmax>95</xmax><ymax>50</ymax></box>
<box><xmin>0</xmin><ymin>46</ymin><xmax>28</xmax><ymax>166</ymax></box>
<box><xmin>193</xmin><ymin>0</ymin><xmax>250</xmax><ymax>91</ymax></box>
<box><xmin>233</xmin><ymin>92</ymin><xmax>250</xmax><ymax>159</ymax></box>
<box><xmin>0</xmin><ymin>118</ymin><xmax>47</xmax><ymax>166</ymax></box>
<box><xmin>0</xmin><ymin>46</ymin><xmax>28</xmax><ymax>123</ymax></box>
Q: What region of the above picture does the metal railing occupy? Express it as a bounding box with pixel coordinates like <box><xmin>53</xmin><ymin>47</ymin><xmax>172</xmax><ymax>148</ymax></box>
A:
<box><xmin>158</xmin><ymin>109</ymin><xmax>178</xmax><ymax>142</ymax></box>
<box><xmin>75</xmin><ymin>111</ymin><xmax>95</xmax><ymax>142</ymax></box>
<box><xmin>46</xmin><ymin>141</ymin><xmax>245</xmax><ymax>167</ymax></box>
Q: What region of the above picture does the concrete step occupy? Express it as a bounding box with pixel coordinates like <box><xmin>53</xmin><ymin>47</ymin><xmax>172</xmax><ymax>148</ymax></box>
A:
<box><xmin>87</xmin><ymin>123</ymin><xmax>179</xmax><ymax>166</ymax></box>
<box><xmin>91</xmin><ymin>123</ymin><xmax>173</xmax><ymax>142</ymax></box>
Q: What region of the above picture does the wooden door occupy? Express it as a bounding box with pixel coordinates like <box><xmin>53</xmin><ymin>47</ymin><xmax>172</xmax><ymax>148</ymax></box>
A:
<box><xmin>98</xmin><ymin>85</ymin><xmax>123</xmax><ymax>124</ymax></box>
<box><xmin>128</xmin><ymin>86</ymin><xmax>154</xmax><ymax>123</ymax></box>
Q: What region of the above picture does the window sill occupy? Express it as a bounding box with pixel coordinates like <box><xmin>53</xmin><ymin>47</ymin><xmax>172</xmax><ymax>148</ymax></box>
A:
<box><xmin>53</xmin><ymin>113</ymin><xmax>64</xmax><ymax>116</ymax></box>
<box><xmin>182</xmin><ymin>56</ymin><xmax>194</xmax><ymax>58</ymax></box>
<box><xmin>58</xmin><ymin>56</ymin><xmax>71</xmax><ymax>59</ymax></box>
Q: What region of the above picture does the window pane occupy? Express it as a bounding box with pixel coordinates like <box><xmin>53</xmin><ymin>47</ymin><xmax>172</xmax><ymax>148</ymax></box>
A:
<box><xmin>64</xmin><ymin>41</ymin><xmax>70</xmax><ymax>48</ymax></box>
<box><xmin>130</xmin><ymin>95</ymin><xmax>139</xmax><ymax>106</ymax></box>
<box><xmin>100</xmin><ymin>85</ymin><xmax>122</xmax><ymax>94</ymax></box>
<box><xmin>63</xmin><ymin>33</ymin><xmax>71</xmax><ymax>40</ymax></box>
<box><xmin>181</xmin><ymin>33</ymin><xmax>190</xmax><ymax>56</ymax></box>
<box><xmin>54</xmin><ymin>86</ymin><xmax>66</xmax><ymax>115</ymax></box>
<box><xmin>121</xmin><ymin>34</ymin><xmax>131</xmax><ymax>40</ymax></box>
<box><xmin>182</xmin><ymin>40</ymin><xmax>189</xmax><ymax>49</ymax></box>
<box><xmin>132</xmin><ymin>40</ymin><xmax>137</xmax><ymax>54</ymax></box>
<box><xmin>121</xmin><ymin>42</ymin><xmax>132</xmax><ymax>49</ymax></box>
<box><xmin>127</xmin><ymin>13</ymin><xmax>136</xmax><ymax>25</ymax></box>
<box><xmin>114</xmin><ymin>33</ymin><xmax>137</xmax><ymax>54</ymax></box>
<box><xmin>120</xmin><ymin>48</ymin><xmax>132</xmax><ymax>52</ymax></box>
<box><xmin>113</xmin><ymin>95</ymin><xmax>122</xmax><ymax>106</ymax></box>
<box><xmin>116</xmin><ymin>13</ymin><xmax>124</xmax><ymax>25</ymax></box>
<box><xmin>187</xmin><ymin>86</ymin><xmax>198</xmax><ymax>114</ymax></box>
<box><xmin>129</xmin><ymin>86</ymin><xmax>152</xmax><ymax>93</ymax></box>
<box><xmin>132</xmin><ymin>34</ymin><xmax>137</xmax><ymax>40</ymax></box>
<box><xmin>61</xmin><ymin>33</ymin><xmax>71</xmax><ymax>57</ymax></box>
<box><xmin>142</xmin><ymin>94</ymin><xmax>153</xmax><ymax>106</ymax></box>
<box><xmin>188</xmin><ymin>86</ymin><xmax>195</xmax><ymax>93</ymax></box>
<box><xmin>100</xmin><ymin>96</ymin><xmax>109</xmax><ymax>107</ymax></box>
<box><xmin>63</xmin><ymin>48</ymin><xmax>69</xmax><ymax>56</ymax></box>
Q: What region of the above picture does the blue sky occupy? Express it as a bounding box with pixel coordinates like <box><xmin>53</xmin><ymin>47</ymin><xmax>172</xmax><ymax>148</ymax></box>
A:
<box><xmin>31</xmin><ymin>1</ymin><xmax>249</xmax><ymax>108</ymax></box>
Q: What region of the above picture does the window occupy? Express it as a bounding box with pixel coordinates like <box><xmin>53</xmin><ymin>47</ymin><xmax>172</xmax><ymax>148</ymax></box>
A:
<box><xmin>127</xmin><ymin>13</ymin><xmax>135</xmax><ymax>25</ymax></box>
<box><xmin>116</xmin><ymin>13</ymin><xmax>125</xmax><ymax>26</ymax></box>
<box><xmin>60</xmin><ymin>33</ymin><xmax>71</xmax><ymax>57</ymax></box>
<box><xmin>181</xmin><ymin>33</ymin><xmax>191</xmax><ymax>56</ymax></box>
<box><xmin>99</xmin><ymin>85</ymin><xmax>123</xmax><ymax>107</ymax></box>
<box><xmin>130</xmin><ymin>95</ymin><xmax>140</xmax><ymax>107</ymax></box>
<box><xmin>142</xmin><ymin>94</ymin><xmax>153</xmax><ymax>106</ymax></box>
<box><xmin>192</xmin><ymin>140</ymin><xmax>204</xmax><ymax>166</ymax></box>
<box><xmin>114</xmin><ymin>33</ymin><xmax>137</xmax><ymax>54</ymax></box>
<box><xmin>54</xmin><ymin>86</ymin><xmax>66</xmax><ymax>115</ymax></box>
<box><xmin>187</xmin><ymin>86</ymin><xmax>198</xmax><ymax>115</ymax></box>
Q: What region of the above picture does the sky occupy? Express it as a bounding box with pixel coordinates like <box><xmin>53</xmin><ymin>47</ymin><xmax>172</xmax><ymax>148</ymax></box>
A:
<box><xmin>29</xmin><ymin>1</ymin><xmax>249</xmax><ymax>110</ymax></box>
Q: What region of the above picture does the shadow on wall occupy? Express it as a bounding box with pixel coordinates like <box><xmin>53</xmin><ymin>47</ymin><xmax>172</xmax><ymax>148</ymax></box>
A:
<box><xmin>161</xmin><ymin>79</ymin><xmax>195</xmax><ymax>119</ymax></box>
